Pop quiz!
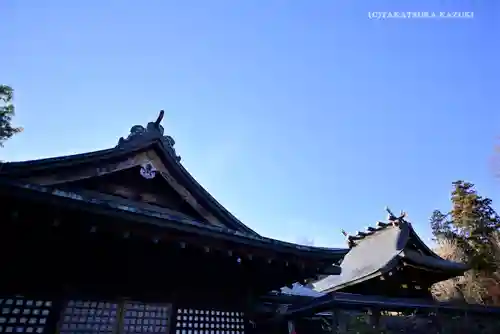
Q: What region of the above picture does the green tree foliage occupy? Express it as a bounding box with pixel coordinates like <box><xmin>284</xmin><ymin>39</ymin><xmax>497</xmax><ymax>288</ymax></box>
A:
<box><xmin>430</xmin><ymin>210</ymin><xmax>453</xmax><ymax>240</ymax></box>
<box><xmin>0</xmin><ymin>85</ymin><xmax>22</xmax><ymax>146</ymax></box>
<box><xmin>431</xmin><ymin>181</ymin><xmax>500</xmax><ymax>305</ymax></box>
<box><xmin>431</xmin><ymin>181</ymin><xmax>499</xmax><ymax>272</ymax></box>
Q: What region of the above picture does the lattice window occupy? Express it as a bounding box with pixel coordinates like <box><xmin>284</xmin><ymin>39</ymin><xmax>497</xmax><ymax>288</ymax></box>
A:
<box><xmin>122</xmin><ymin>302</ymin><xmax>172</xmax><ymax>334</ymax></box>
<box><xmin>59</xmin><ymin>300</ymin><xmax>118</xmax><ymax>334</ymax></box>
<box><xmin>0</xmin><ymin>297</ymin><xmax>52</xmax><ymax>333</ymax></box>
<box><xmin>174</xmin><ymin>308</ymin><xmax>245</xmax><ymax>334</ymax></box>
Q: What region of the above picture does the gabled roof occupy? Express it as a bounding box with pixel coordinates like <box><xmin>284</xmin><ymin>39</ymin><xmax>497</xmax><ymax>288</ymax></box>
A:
<box><xmin>0</xmin><ymin>111</ymin><xmax>256</xmax><ymax>235</ymax></box>
<box><xmin>0</xmin><ymin>111</ymin><xmax>353</xmax><ymax>300</ymax></box>
<box><xmin>0</xmin><ymin>111</ymin><xmax>349</xmax><ymax>264</ymax></box>
<box><xmin>313</xmin><ymin>208</ymin><xmax>469</xmax><ymax>293</ymax></box>
<box><xmin>0</xmin><ymin>178</ymin><xmax>348</xmax><ymax>261</ymax></box>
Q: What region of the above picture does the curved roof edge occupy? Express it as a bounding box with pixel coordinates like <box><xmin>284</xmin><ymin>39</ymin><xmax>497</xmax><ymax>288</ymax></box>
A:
<box><xmin>0</xmin><ymin>112</ymin><xmax>261</xmax><ymax>236</ymax></box>
<box><xmin>314</xmin><ymin>208</ymin><xmax>469</xmax><ymax>293</ymax></box>
<box><xmin>0</xmin><ymin>179</ymin><xmax>348</xmax><ymax>258</ymax></box>
<box><xmin>313</xmin><ymin>256</ymin><xmax>401</xmax><ymax>293</ymax></box>
<box><xmin>400</xmin><ymin>250</ymin><xmax>470</xmax><ymax>272</ymax></box>
<box><xmin>280</xmin><ymin>283</ymin><xmax>326</xmax><ymax>297</ymax></box>
<box><xmin>2</xmin><ymin>139</ymin><xmax>259</xmax><ymax>235</ymax></box>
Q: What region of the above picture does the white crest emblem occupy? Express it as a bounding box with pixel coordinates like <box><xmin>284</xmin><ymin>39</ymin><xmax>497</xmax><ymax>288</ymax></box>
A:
<box><xmin>140</xmin><ymin>162</ymin><xmax>157</xmax><ymax>179</ymax></box>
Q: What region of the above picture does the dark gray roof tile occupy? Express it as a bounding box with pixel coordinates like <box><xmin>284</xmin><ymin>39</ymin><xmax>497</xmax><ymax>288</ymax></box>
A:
<box><xmin>314</xmin><ymin>209</ymin><xmax>469</xmax><ymax>293</ymax></box>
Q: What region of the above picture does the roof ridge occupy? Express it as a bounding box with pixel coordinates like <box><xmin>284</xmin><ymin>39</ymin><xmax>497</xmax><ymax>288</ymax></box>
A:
<box><xmin>117</xmin><ymin>110</ymin><xmax>181</xmax><ymax>162</ymax></box>
<box><xmin>345</xmin><ymin>207</ymin><xmax>409</xmax><ymax>248</ymax></box>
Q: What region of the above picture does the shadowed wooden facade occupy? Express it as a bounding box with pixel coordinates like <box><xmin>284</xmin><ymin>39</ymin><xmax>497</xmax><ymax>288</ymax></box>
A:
<box><xmin>0</xmin><ymin>111</ymin><xmax>346</xmax><ymax>334</ymax></box>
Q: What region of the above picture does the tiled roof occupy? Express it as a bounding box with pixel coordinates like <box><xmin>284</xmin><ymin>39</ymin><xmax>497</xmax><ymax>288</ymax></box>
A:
<box><xmin>0</xmin><ymin>112</ymin><xmax>255</xmax><ymax>235</ymax></box>
<box><xmin>345</xmin><ymin>207</ymin><xmax>405</xmax><ymax>248</ymax></box>
<box><xmin>314</xmin><ymin>208</ymin><xmax>469</xmax><ymax>293</ymax></box>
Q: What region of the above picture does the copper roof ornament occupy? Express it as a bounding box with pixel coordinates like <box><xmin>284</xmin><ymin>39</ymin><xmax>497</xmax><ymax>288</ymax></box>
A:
<box><xmin>385</xmin><ymin>206</ymin><xmax>397</xmax><ymax>221</ymax></box>
<box><xmin>385</xmin><ymin>206</ymin><xmax>406</xmax><ymax>227</ymax></box>
<box><xmin>117</xmin><ymin>110</ymin><xmax>181</xmax><ymax>162</ymax></box>
<box><xmin>155</xmin><ymin>110</ymin><xmax>165</xmax><ymax>127</ymax></box>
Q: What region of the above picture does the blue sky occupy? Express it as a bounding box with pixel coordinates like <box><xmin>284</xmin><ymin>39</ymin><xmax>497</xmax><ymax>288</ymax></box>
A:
<box><xmin>2</xmin><ymin>0</ymin><xmax>499</xmax><ymax>248</ymax></box>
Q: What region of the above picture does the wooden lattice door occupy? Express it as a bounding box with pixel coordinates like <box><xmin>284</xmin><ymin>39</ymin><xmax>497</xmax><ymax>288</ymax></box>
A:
<box><xmin>120</xmin><ymin>301</ymin><xmax>172</xmax><ymax>334</ymax></box>
<box><xmin>59</xmin><ymin>300</ymin><xmax>119</xmax><ymax>334</ymax></box>
<box><xmin>174</xmin><ymin>308</ymin><xmax>245</xmax><ymax>334</ymax></box>
<box><xmin>58</xmin><ymin>300</ymin><xmax>173</xmax><ymax>334</ymax></box>
<box><xmin>0</xmin><ymin>296</ymin><xmax>54</xmax><ymax>333</ymax></box>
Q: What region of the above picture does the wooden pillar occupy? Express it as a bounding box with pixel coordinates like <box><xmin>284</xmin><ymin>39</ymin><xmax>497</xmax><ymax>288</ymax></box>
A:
<box><xmin>462</xmin><ymin>310</ymin><xmax>468</xmax><ymax>331</ymax></box>
<box><xmin>336</xmin><ymin>310</ymin><xmax>347</xmax><ymax>334</ymax></box>
<box><xmin>330</xmin><ymin>309</ymin><xmax>338</xmax><ymax>333</ymax></box>
<box><xmin>168</xmin><ymin>301</ymin><xmax>178</xmax><ymax>334</ymax></box>
<box><xmin>367</xmin><ymin>308</ymin><xmax>380</xmax><ymax>330</ymax></box>
<box><xmin>430</xmin><ymin>309</ymin><xmax>442</xmax><ymax>334</ymax></box>
<box><xmin>287</xmin><ymin>320</ymin><xmax>295</xmax><ymax>334</ymax></box>
<box><xmin>42</xmin><ymin>298</ymin><xmax>67</xmax><ymax>334</ymax></box>
<box><xmin>113</xmin><ymin>299</ymin><xmax>126</xmax><ymax>334</ymax></box>
<box><xmin>242</xmin><ymin>290</ymin><xmax>255</xmax><ymax>334</ymax></box>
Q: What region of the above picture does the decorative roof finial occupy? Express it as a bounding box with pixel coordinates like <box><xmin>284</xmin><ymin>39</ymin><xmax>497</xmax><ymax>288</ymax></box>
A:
<box><xmin>385</xmin><ymin>207</ymin><xmax>408</xmax><ymax>227</ymax></box>
<box><xmin>155</xmin><ymin>110</ymin><xmax>165</xmax><ymax>127</ymax></box>
<box><xmin>385</xmin><ymin>206</ymin><xmax>396</xmax><ymax>220</ymax></box>
<box><xmin>117</xmin><ymin>110</ymin><xmax>181</xmax><ymax>162</ymax></box>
